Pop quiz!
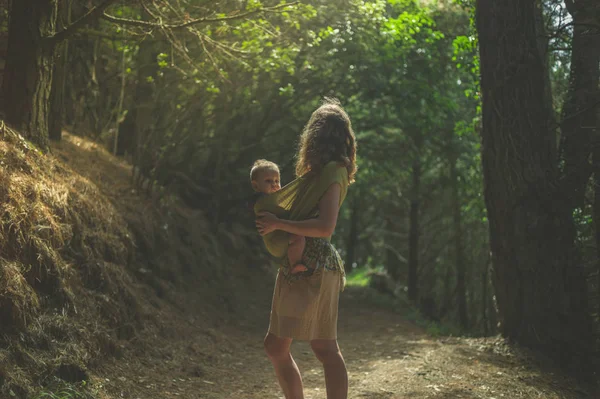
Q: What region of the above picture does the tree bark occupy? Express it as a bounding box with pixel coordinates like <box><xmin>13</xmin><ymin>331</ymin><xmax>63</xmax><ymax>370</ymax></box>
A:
<box><xmin>559</xmin><ymin>0</ymin><xmax>599</xmax><ymax>209</ymax></box>
<box><xmin>2</xmin><ymin>0</ymin><xmax>118</xmax><ymax>146</ymax></box>
<box><xmin>476</xmin><ymin>0</ymin><xmax>593</xmax><ymax>362</ymax></box>
<box><xmin>438</xmin><ymin>249</ymin><xmax>453</xmax><ymax>319</ymax></box>
<box><xmin>533</xmin><ymin>0</ymin><xmax>557</xmax><ymax>132</ymax></box>
<box><xmin>481</xmin><ymin>253</ymin><xmax>490</xmax><ymax>336</ymax></box>
<box><xmin>593</xmin><ymin>139</ymin><xmax>600</xmax><ymax>328</ymax></box>
<box><xmin>408</xmin><ymin>157</ymin><xmax>421</xmax><ymax>302</ymax></box>
<box><xmin>596</xmin><ymin>81</ymin><xmax>600</xmax><ymax>336</ymax></box>
<box><xmin>1</xmin><ymin>0</ymin><xmax>57</xmax><ymax>149</ymax></box>
<box><xmin>49</xmin><ymin>0</ymin><xmax>71</xmax><ymax>141</ymax></box>
<box><xmin>585</xmin><ymin>0</ymin><xmax>600</xmax><ymax>333</ymax></box>
<box><xmin>563</xmin><ymin>0</ymin><xmax>600</xmax><ymax>352</ymax></box>
<box><xmin>48</xmin><ymin>40</ymin><xmax>66</xmax><ymax>141</ymax></box>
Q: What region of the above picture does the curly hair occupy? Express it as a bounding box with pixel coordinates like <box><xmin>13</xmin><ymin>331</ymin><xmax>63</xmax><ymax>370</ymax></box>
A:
<box><xmin>295</xmin><ymin>98</ymin><xmax>357</xmax><ymax>183</ymax></box>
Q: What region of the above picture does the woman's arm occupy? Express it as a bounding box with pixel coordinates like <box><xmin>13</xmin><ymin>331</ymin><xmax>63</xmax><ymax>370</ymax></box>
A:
<box><xmin>256</xmin><ymin>183</ymin><xmax>341</xmax><ymax>238</ymax></box>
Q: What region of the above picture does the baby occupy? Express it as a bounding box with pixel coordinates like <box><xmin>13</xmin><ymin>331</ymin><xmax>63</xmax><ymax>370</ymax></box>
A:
<box><xmin>250</xmin><ymin>159</ymin><xmax>308</xmax><ymax>274</ymax></box>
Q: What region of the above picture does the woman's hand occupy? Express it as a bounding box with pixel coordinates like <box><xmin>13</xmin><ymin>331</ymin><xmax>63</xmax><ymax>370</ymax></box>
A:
<box><xmin>256</xmin><ymin>211</ymin><xmax>280</xmax><ymax>236</ymax></box>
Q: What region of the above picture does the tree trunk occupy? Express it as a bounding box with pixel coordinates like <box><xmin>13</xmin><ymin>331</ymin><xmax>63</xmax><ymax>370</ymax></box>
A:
<box><xmin>438</xmin><ymin>250</ymin><xmax>453</xmax><ymax>319</ymax></box>
<box><xmin>1</xmin><ymin>0</ymin><xmax>57</xmax><ymax>149</ymax></box>
<box><xmin>559</xmin><ymin>0</ymin><xmax>599</xmax><ymax>209</ymax></box>
<box><xmin>408</xmin><ymin>157</ymin><xmax>421</xmax><ymax>302</ymax></box>
<box><xmin>596</xmin><ymin>74</ymin><xmax>600</xmax><ymax>336</ymax></box>
<box><xmin>476</xmin><ymin>0</ymin><xmax>592</xmax><ymax>362</ymax></box>
<box><xmin>131</xmin><ymin>15</ymin><xmax>155</xmax><ymax>164</ymax></box>
<box><xmin>593</xmin><ymin>140</ymin><xmax>600</xmax><ymax>328</ymax></box>
<box><xmin>563</xmin><ymin>0</ymin><xmax>600</xmax><ymax>352</ymax></box>
<box><xmin>481</xmin><ymin>253</ymin><xmax>490</xmax><ymax>336</ymax></box>
<box><xmin>49</xmin><ymin>37</ymin><xmax>71</xmax><ymax>141</ymax></box>
<box><xmin>589</xmin><ymin>7</ymin><xmax>600</xmax><ymax>335</ymax></box>
<box><xmin>385</xmin><ymin>215</ymin><xmax>401</xmax><ymax>281</ymax></box>
<box><xmin>64</xmin><ymin>1</ymin><xmax>99</xmax><ymax>135</ymax></box>
<box><xmin>117</xmin><ymin>25</ymin><xmax>156</xmax><ymax>165</ymax></box>
<box><xmin>533</xmin><ymin>0</ymin><xmax>557</xmax><ymax>132</ymax></box>
<box><xmin>488</xmin><ymin>261</ymin><xmax>498</xmax><ymax>335</ymax></box>
<box><xmin>450</xmin><ymin>153</ymin><xmax>468</xmax><ymax>330</ymax></box>
<box><xmin>48</xmin><ymin>0</ymin><xmax>72</xmax><ymax>141</ymax></box>
<box><xmin>49</xmin><ymin>40</ymin><xmax>66</xmax><ymax>141</ymax></box>
<box><xmin>345</xmin><ymin>194</ymin><xmax>360</xmax><ymax>274</ymax></box>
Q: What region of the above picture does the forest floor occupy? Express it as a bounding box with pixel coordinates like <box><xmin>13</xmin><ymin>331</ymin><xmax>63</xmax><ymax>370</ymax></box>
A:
<box><xmin>53</xmin><ymin>133</ymin><xmax>596</xmax><ymax>399</ymax></box>
<box><xmin>91</xmin><ymin>285</ymin><xmax>594</xmax><ymax>399</ymax></box>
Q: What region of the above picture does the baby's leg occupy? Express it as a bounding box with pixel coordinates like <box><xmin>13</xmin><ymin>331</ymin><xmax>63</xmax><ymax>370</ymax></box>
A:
<box><xmin>288</xmin><ymin>234</ymin><xmax>307</xmax><ymax>274</ymax></box>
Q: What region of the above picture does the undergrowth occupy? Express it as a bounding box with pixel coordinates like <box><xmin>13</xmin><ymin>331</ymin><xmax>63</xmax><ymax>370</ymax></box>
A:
<box><xmin>345</xmin><ymin>267</ymin><xmax>370</xmax><ymax>287</ymax></box>
<box><xmin>346</xmin><ymin>267</ymin><xmax>463</xmax><ymax>337</ymax></box>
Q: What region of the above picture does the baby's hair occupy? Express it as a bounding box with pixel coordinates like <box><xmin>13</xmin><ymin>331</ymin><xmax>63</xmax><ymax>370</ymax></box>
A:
<box><xmin>250</xmin><ymin>159</ymin><xmax>280</xmax><ymax>181</ymax></box>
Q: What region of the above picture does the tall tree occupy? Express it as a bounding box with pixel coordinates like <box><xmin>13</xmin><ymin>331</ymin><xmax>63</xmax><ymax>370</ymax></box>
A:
<box><xmin>476</xmin><ymin>0</ymin><xmax>592</xmax><ymax>362</ymax></box>
<box><xmin>449</xmin><ymin>144</ymin><xmax>468</xmax><ymax>329</ymax></box>
<box><xmin>559</xmin><ymin>0</ymin><xmax>600</xmax><ymax>209</ymax></box>
<box><xmin>2</xmin><ymin>0</ymin><xmax>58</xmax><ymax>148</ymax></box>
<box><xmin>1</xmin><ymin>0</ymin><xmax>116</xmax><ymax>148</ymax></box>
<box><xmin>116</xmin><ymin>22</ymin><xmax>158</xmax><ymax>164</ymax></box>
<box><xmin>48</xmin><ymin>0</ymin><xmax>72</xmax><ymax>141</ymax></box>
<box><xmin>407</xmin><ymin>154</ymin><xmax>421</xmax><ymax>302</ymax></box>
<box><xmin>561</xmin><ymin>0</ymin><xmax>600</xmax><ymax>328</ymax></box>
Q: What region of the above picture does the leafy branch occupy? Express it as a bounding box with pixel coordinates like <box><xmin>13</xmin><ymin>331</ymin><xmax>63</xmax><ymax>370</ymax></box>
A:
<box><xmin>101</xmin><ymin>2</ymin><xmax>300</xmax><ymax>30</ymax></box>
<box><xmin>45</xmin><ymin>0</ymin><xmax>119</xmax><ymax>45</ymax></box>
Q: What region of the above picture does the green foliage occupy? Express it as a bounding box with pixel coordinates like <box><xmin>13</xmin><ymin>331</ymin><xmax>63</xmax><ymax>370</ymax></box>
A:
<box><xmin>345</xmin><ymin>267</ymin><xmax>372</xmax><ymax>287</ymax></box>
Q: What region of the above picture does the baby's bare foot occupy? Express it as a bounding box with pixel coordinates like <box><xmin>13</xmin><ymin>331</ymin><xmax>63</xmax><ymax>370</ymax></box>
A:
<box><xmin>290</xmin><ymin>264</ymin><xmax>308</xmax><ymax>274</ymax></box>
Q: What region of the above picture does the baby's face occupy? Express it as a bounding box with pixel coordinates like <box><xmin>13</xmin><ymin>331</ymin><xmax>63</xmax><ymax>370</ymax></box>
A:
<box><xmin>253</xmin><ymin>170</ymin><xmax>281</xmax><ymax>194</ymax></box>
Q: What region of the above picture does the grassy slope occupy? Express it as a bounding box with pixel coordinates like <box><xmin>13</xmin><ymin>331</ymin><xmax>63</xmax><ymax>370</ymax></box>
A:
<box><xmin>0</xmin><ymin>125</ymin><xmax>270</xmax><ymax>398</ymax></box>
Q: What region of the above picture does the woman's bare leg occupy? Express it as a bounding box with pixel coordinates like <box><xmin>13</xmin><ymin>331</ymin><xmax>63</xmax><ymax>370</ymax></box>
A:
<box><xmin>264</xmin><ymin>332</ymin><xmax>304</xmax><ymax>399</ymax></box>
<box><xmin>310</xmin><ymin>339</ymin><xmax>348</xmax><ymax>399</ymax></box>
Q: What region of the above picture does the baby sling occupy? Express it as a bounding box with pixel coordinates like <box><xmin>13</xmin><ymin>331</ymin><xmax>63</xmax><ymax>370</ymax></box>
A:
<box><xmin>254</xmin><ymin>161</ymin><xmax>349</xmax><ymax>259</ymax></box>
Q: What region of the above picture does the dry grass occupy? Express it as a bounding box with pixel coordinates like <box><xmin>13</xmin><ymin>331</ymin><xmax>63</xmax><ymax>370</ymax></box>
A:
<box><xmin>0</xmin><ymin>122</ymin><xmax>266</xmax><ymax>398</ymax></box>
<box><xmin>0</xmin><ymin>123</ymin><xmax>142</xmax><ymax>397</ymax></box>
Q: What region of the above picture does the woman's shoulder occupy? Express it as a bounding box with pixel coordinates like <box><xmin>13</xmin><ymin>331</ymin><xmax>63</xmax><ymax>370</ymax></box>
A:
<box><xmin>321</xmin><ymin>161</ymin><xmax>349</xmax><ymax>182</ymax></box>
<box><xmin>323</xmin><ymin>161</ymin><xmax>346</xmax><ymax>172</ymax></box>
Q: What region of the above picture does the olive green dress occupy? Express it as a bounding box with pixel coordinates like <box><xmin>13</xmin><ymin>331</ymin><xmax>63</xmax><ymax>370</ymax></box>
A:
<box><xmin>255</xmin><ymin>161</ymin><xmax>349</xmax><ymax>341</ymax></box>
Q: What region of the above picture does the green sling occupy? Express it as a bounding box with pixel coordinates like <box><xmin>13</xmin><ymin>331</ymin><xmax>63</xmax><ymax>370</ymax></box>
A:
<box><xmin>254</xmin><ymin>161</ymin><xmax>349</xmax><ymax>259</ymax></box>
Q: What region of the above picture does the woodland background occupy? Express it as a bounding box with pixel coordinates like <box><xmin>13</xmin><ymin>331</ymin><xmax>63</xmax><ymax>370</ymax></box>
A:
<box><xmin>0</xmin><ymin>0</ymin><xmax>599</xmax><ymax>396</ymax></box>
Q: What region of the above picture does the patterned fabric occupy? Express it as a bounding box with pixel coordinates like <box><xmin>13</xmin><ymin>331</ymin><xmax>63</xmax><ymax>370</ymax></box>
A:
<box><xmin>280</xmin><ymin>237</ymin><xmax>346</xmax><ymax>290</ymax></box>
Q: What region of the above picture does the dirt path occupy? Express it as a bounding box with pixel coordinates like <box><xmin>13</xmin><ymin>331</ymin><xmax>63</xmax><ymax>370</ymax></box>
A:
<box><xmin>93</xmin><ymin>286</ymin><xmax>591</xmax><ymax>399</ymax></box>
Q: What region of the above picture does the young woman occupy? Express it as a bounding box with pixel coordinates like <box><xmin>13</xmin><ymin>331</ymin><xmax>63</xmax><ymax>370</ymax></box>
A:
<box><xmin>256</xmin><ymin>98</ymin><xmax>357</xmax><ymax>399</ymax></box>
